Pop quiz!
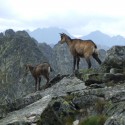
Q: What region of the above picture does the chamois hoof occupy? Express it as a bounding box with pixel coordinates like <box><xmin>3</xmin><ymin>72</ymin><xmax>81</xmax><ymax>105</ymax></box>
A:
<box><xmin>44</xmin><ymin>84</ymin><xmax>50</xmax><ymax>89</ymax></box>
<box><xmin>70</xmin><ymin>73</ymin><xmax>75</xmax><ymax>77</ymax></box>
<box><xmin>70</xmin><ymin>70</ymin><xmax>79</xmax><ymax>77</ymax></box>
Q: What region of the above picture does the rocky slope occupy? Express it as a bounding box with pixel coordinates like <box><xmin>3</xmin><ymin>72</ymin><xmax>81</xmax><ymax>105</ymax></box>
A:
<box><xmin>0</xmin><ymin>29</ymin><xmax>48</xmax><ymax>105</ymax></box>
<box><xmin>0</xmin><ymin>45</ymin><xmax>125</xmax><ymax>125</ymax></box>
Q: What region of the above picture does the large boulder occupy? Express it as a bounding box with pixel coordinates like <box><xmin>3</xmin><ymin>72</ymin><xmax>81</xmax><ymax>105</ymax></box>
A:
<box><xmin>101</xmin><ymin>46</ymin><xmax>125</xmax><ymax>72</ymax></box>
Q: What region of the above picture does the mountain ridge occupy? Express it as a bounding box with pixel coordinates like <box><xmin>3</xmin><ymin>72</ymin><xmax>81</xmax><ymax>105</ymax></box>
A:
<box><xmin>27</xmin><ymin>27</ymin><xmax>71</xmax><ymax>45</ymax></box>
<box><xmin>28</xmin><ymin>28</ymin><xmax>125</xmax><ymax>50</ymax></box>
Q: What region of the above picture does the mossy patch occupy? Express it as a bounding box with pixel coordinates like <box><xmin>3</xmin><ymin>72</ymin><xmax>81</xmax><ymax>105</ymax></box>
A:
<box><xmin>78</xmin><ymin>115</ymin><xmax>108</xmax><ymax>125</ymax></box>
<box><xmin>95</xmin><ymin>99</ymin><xmax>106</xmax><ymax>114</ymax></box>
<box><xmin>79</xmin><ymin>68</ymin><xmax>100</xmax><ymax>81</ymax></box>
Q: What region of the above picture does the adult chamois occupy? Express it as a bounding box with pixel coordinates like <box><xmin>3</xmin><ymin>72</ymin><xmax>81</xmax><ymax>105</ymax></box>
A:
<box><xmin>25</xmin><ymin>62</ymin><xmax>52</xmax><ymax>91</ymax></box>
<box><xmin>59</xmin><ymin>33</ymin><xmax>101</xmax><ymax>72</ymax></box>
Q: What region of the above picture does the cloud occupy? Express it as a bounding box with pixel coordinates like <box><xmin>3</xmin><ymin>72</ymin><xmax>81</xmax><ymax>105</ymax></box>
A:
<box><xmin>61</xmin><ymin>15</ymin><xmax>125</xmax><ymax>36</ymax></box>
<box><xmin>0</xmin><ymin>0</ymin><xmax>125</xmax><ymax>37</ymax></box>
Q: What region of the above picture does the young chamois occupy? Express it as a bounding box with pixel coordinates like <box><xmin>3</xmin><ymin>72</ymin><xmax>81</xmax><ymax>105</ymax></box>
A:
<box><xmin>25</xmin><ymin>62</ymin><xmax>52</xmax><ymax>91</ymax></box>
<box><xmin>59</xmin><ymin>33</ymin><xmax>102</xmax><ymax>72</ymax></box>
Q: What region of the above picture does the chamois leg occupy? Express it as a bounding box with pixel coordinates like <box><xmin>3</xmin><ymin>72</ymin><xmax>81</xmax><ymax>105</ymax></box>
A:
<box><xmin>34</xmin><ymin>77</ymin><xmax>38</xmax><ymax>91</ymax></box>
<box><xmin>92</xmin><ymin>53</ymin><xmax>102</xmax><ymax>65</ymax></box>
<box><xmin>44</xmin><ymin>74</ymin><xmax>50</xmax><ymax>88</ymax></box>
<box><xmin>85</xmin><ymin>57</ymin><xmax>91</xmax><ymax>69</ymax></box>
<box><xmin>73</xmin><ymin>56</ymin><xmax>77</xmax><ymax>72</ymax></box>
<box><xmin>77</xmin><ymin>57</ymin><xmax>80</xmax><ymax>70</ymax></box>
<box><xmin>38</xmin><ymin>77</ymin><xmax>41</xmax><ymax>90</ymax></box>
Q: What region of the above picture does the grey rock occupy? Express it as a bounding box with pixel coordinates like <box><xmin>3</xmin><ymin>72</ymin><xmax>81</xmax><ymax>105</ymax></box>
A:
<box><xmin>0</xmin><ymin>76</ymin><xmax>86</xmax><ymax>125</ymax></box>
<box><xmin>110</xmin><ymin>68</ymin><xmax>123</xmax><ymax>74</ymax></box>
<box><xmin>0</xmin><ymin>75</ymin><xmax>125</xmax><ymax>125</ymax></box>
<box><xmin>0</xmin><ymin>33</ymin><xmax>4</xmax><ymax>38</ymax></box>
<box><xmin>16</xmin><ymin>31</ymin><xmax>30</xmax><ymax>38</ymax></box>
<box><xmin>5</xmin><ymin>29</ymin><xmax>15</xmax><ymax>38</ymax></box>
<box><xmin>103</xmin><ymin>73</ymin><xmax>125</xmax><ymax>82</ymax></box>
<box><xmin>102</xmin><ymin>46</ymin><xmax>125</xmax><ymax>72</ymax></box>
<box><xmin>0</xmin><ymin>95</ymin><xmax>52</xmax><ymax>125</ymax></box>
<box><xmin>84</xmin><ymin>73</ymin><xmax>104</xmax><ymax>86</ymax></box>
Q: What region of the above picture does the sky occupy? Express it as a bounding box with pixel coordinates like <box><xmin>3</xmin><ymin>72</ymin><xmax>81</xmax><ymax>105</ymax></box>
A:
<box><xmin>0</xmin><ymin>0</ymin><xmax>125</xmax><ymax>37</ymax></box>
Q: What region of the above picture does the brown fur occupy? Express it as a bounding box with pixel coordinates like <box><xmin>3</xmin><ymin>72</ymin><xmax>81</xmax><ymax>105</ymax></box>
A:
<box><xmin>59</xmin><ymin>33</ymin><xmax>101</xmax><ymax>72</ymax></box>
<box><xmin>25</xmin><ymin>62</ymin><xmax>52</xmax><ymax>91</ymax></box>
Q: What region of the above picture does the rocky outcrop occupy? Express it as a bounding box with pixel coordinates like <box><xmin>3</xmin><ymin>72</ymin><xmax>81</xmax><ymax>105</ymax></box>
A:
<box><xmin>0</xmin><ymin>29</ymin><xmax>48</xmax><ymax>105</ymax></box>
<box><xmin>38</xmin><ymin>84</ymin><xmax>125</xmax><ymax>125</ymax></box>
<box><xmin>53</xmin><ymin>43</ymin><xmax>73</xmax><ymax>74</ymax></box>
<box><xmin>83</xmin><ymin>70</ymin><xmax>125</xmax><ymax>87</ymax></box>
<box><xmin>0</xmin><ymin>74</ymin><xmax>125</xmax><ymax>125</ymax></box>
<box><xmin>37</xmin><ymin>46</ymin><xmax>125</xmax><ymax>125</ymax></box>
<box><xmin>101</xmin><ymin>46</ymin><xmax>125</xmax><ymax>72</ymax></box>
<box><xmin>16</xmin><ymin>30</ymin><xmax>30</xmax><ymax>38</ymax></box>
<box><xmin>0</xmin><ymin>76</ymin><xmax>86</xmax><ymax>125</ymax></box>
<box><xmin>5</xmin><ymin>29</ymin><xmax>15</xmax><ymax>38</ymax></box>
<box><xmin>82</xmin><ymin>46</ymin><xmax>125</xmax><ymax>87</ymax></box>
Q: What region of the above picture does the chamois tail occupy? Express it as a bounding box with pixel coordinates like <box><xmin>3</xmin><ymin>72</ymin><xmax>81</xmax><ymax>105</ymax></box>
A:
<box><xmin>93</xmin><ymin>45</ymin><xmax>100</xmax><ymax>56</ymax></box>
<box><xmin>48</xmin><ymin>66</ymin><xmax>54</xmax><ymax>73</ymax></box>
<box><xmin>95</xmin><ymin>48</ymin><xmax>100</xmax><ymax>55</ymax></box>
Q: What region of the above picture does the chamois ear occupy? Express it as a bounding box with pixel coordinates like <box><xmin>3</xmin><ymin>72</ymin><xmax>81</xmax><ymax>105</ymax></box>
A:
<box><xmin>63</xmin><ymin>33</ymin><xmax>66</xmax><ymax>35</ymax></box>
<box><xmin>24</xmin><ymin>64</ymin><xmax>29</xmax><ymax>70</ymax></box>
<box><xmin>59</xmin><ymin>33</ymin><xmax>63</xmax><ymax>36</ymax></box>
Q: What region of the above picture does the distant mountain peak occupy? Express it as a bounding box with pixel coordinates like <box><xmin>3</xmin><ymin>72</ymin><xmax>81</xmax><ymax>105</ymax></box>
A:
<box><xmin>79</xmin><ymin>30</ymin><xmax>125</xmax><ymax>50</ymax></box>
<box><xmin>28</xmin><ymin>27</ymin><xmax>70</xmax><ymax>44</ymax></box>
<box><xmin>88</xmin><ymin>30</ymin><xmax>110</xmax><ymax>38</ymax></box>
<box><xmin>91</xmin><ymin>30</ymin><xmax>102</xmax><ymax>34</ymax></box>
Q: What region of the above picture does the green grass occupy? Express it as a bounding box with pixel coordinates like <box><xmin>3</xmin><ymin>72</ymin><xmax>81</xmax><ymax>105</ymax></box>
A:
<box><xmin>79</xmin><ymin>115</ymin><xmax>107</xmax><ymax>125</ymax></box>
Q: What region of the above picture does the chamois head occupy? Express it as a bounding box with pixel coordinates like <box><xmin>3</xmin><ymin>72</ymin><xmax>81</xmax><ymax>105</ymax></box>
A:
<box><xmin>24</xmin><ymin>64</ymin><xmax>34</xmax><ymax>75</ymax></box>
<box><xmin>59</xmin><ymin>33</ymin><xmax>68</xmax><ymax>44</ymax></box>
